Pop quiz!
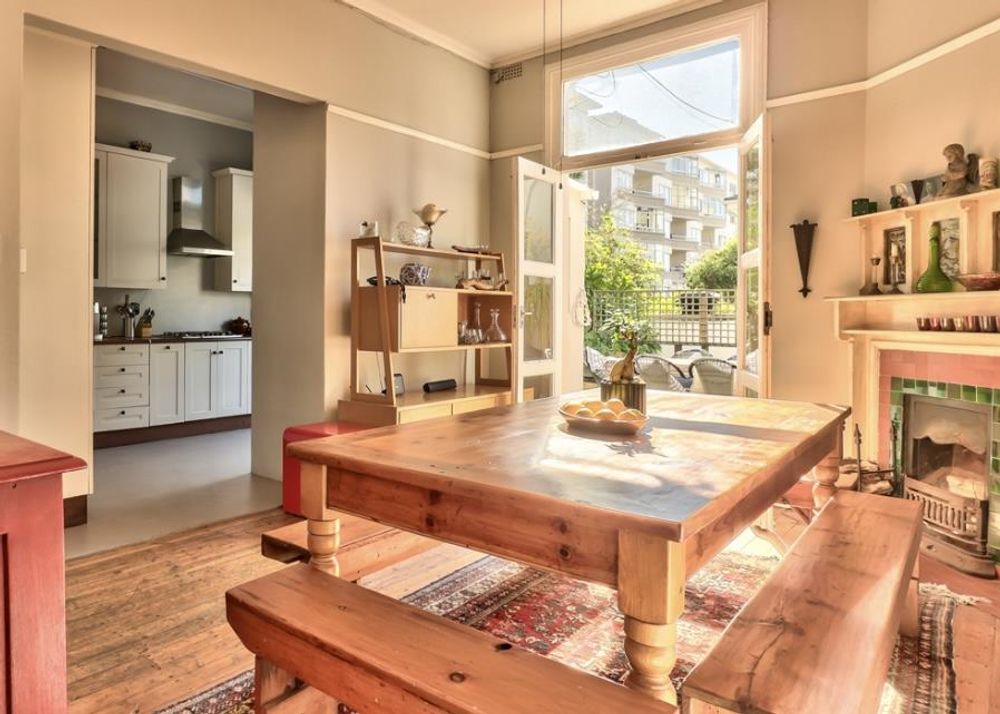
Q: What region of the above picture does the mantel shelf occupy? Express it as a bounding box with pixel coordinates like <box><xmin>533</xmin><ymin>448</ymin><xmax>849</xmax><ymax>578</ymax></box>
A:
<box><xmin>826</xmin><ymin>291</ymin><xmax>1000</xmax><ymax>303</ymax></box>
<box><xmin>840</xmin><ymin>328</ymin><xmax>1000</xmax><ymax>347</ymax></box>
<box><xmin>844</xmin><ymin>185</ymin><xmax>1000</xmax><ymax>224</ymax></box>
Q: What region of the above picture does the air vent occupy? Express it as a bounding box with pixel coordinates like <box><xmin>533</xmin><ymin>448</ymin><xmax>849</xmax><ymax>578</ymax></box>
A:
<box><xmin>492</xmin><ymin>62</ymin><xmax>523</xmax><ymax>84</ymax></box>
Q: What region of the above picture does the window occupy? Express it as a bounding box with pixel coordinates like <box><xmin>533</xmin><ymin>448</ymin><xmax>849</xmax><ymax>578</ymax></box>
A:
<box><xmin>613</xmin><ymin>169</ymin><xmax>634</xmax><ymax>192</ymax></box>
<box><xmin>547</xmin><ymin>6</ymin><xmax>764</xmax><ymax>171</ymax></box>
<box><xmin>635</xmin><ymin>208</ymin><xmax>666</xmax><ymax>234</ymax></box>
<box><xmin>645</xmin><ymin>241</ymin><xmax>671</xmax><ymax>270</ymax></box>
<box><xmin>613</xmin><ymin>206</ymin><xmax>636</xmax><ymax>229</ymax></box>
<box><xmin>563</xmin><ymin>39</ymin><xmax>740</xmax><ymax>158</ymax></box>
<box><xmin>687</xmin><ymin>224</ymin><xmax>703</xmax><ymax>241</ymax></box>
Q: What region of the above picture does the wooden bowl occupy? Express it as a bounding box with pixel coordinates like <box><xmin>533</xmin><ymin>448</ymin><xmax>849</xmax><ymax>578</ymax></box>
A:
<box><xmin>956</xmin><ymin>272</ymin><xmax>1000</xmax><ymax>291</ymax></box>
<box><xmin>559</xmin><ymin>408</ymin><xmax>649</xmax><ymax>435</ymax></box>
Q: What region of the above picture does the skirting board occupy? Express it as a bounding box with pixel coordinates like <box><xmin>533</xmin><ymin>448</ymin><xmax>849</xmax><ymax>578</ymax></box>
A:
<box><xmin>93</xmin><ymin>415</ymin><xmax>251</xmax><ymax>449</ymax></box>
<box><xmin>63</xmin><ymin>494</ymin><xmax>88</xmax><ymax>528</ymax></box>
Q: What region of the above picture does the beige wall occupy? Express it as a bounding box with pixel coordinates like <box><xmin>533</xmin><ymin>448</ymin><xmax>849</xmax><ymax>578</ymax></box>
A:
<box><xmin>251</xmin><ymin>96</ymin><xmax>329</xmax><ymax>481</ymax></box>
<box><xmin>0</xmin><ymin>4</ymin><xmax>22</xmax><ymax>431</ymax></box>
<box><xmin>323</xmin><ymin>111</ymin><xmax>491</xmax><ymax>410</ymax></box>
<box><xmin>20</xmin><ymin>29</ymin><xmax>94</xmax><ymax>497</ymax></box>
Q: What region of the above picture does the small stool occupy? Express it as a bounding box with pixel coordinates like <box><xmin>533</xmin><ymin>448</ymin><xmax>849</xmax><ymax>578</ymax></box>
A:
<box><xmin>282</xmin><ymin>421</ymin><xmax>368</xmax><ymax>516</ymax></box>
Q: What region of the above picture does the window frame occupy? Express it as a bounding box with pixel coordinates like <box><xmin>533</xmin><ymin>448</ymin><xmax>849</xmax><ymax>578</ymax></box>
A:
<box><xmin>545</xmin><ymin>5</ymin><xmax>766</xmax><ymax>172</ymax></box>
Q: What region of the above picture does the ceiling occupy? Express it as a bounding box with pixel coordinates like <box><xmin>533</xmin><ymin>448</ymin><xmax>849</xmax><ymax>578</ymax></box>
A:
<box><xmin>340</xmin><ymin>0</ymin><xmax>719</xmax><ymax>68</ymax></box>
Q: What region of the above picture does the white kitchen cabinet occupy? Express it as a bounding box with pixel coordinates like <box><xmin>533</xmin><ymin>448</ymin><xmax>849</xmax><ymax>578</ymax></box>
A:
<box><xmin>184</xmin><ymin>340</ymin><xmax>251</xmax><ymax>421</ymax></box>
<box><xmin>94</xmin><ymin>144</ymin><xmax>173</xmax><ymax>289</ymax></box>
<box><xmin>212</xmin><ymin>168</ymin><xmax>253</xmax><ymax>292</ymax></box>
<box><xmin>149</xmin><ymin>343</ymin><xmax>185</xmax><ymax>426</ymax></box>
<box><xmin>93</xmin><ymin>343</ymin><xmax>150</xmax><ymax>432</ymax></box>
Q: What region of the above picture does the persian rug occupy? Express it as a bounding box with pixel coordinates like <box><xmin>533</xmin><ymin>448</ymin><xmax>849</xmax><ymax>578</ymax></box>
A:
<box><xmin>158</xmin><ymin>552</ymin><xmax>962</xmax><ymax>714</ymax></box>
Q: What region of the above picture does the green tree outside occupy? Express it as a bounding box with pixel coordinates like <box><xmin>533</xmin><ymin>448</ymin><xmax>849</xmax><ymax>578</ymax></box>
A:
<box><xmin>684</xmin><ymin>237</ymin><xmax>738</xmax><ymax>290</ymax></box>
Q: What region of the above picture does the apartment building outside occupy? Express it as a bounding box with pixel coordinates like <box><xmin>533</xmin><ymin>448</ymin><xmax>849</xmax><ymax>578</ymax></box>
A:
<box><xmin>586</xmin><ymin>155</ymin><xmax>738</xmax><ymax>287</ymax></box>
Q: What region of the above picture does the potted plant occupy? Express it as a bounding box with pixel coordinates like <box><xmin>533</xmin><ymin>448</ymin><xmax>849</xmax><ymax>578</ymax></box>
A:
<box><xmin>600</xmin><ymin>311</ymin><xmax>649</xmax><ymax>413</ymax></box>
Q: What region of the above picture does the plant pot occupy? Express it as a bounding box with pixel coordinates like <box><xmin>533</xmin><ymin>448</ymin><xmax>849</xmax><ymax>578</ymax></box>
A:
<box><xmin>600</xmin><ymin>380</ymin><xmax>647</xmax><ymax>414</ymax></box>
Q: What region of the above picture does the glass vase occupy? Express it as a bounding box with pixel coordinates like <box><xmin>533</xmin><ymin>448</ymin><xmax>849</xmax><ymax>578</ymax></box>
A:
<box><xmin>915</xmin><ymin>223</ymin><xmax>955</xmax><ymax>293</ymax></box>
<box><xmin>485</xmin><ymin>308</ymin><xmax>507</xmax><ymax>342</ymax></box>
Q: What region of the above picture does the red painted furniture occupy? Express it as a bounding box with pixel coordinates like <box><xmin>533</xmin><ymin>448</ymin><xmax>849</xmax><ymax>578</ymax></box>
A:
<box><xmin>282</xmin><ymin>422</ymin><xmax>367</xmax><ymax>516</ymax></box>
<box><xmin>0</xmin><ymin>431</ymin><xmax>86</xmax><ymax>714</ymax></box>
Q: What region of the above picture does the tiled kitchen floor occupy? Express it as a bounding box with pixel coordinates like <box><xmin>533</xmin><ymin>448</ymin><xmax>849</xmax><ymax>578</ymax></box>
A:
<box><xmin>64</xmin><ymin>429</ymin><xmax>281</xmax><ymax>559</ymax></box>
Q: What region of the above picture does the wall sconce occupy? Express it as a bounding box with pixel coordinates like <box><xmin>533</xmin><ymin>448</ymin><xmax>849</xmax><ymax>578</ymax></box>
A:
<box><xmin>791</xmin><ymin>219</ymin><xmax>817</xmax><ymax>297</ymax></box>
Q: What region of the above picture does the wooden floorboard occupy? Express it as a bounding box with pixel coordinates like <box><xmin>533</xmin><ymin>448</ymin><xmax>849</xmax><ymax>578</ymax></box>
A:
<box><xmin>66</xmin><ymin>506</ymin><xmax>1000</xmax><ymax>713</ymax></box>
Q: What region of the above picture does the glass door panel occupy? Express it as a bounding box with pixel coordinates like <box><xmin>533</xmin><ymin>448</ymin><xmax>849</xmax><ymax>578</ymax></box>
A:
<box><xmin>735</xmin><ymin>115</ymin><xmax>769</xmax><ymax>397</ymax></box>
<box><xmin>524</xmin><ymin>176</ymin><xmax>555</xmax><ymax>263</ymax></box>
<box><xmin>523</xmin><ymin>275</ymin><xmax>554</xmax><ymax>361</ymax></box>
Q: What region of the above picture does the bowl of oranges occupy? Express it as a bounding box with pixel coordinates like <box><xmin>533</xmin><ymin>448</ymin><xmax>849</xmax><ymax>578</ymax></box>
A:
<box><xmin>559</xmin><ymin>398</ymin><xmax>648</xmax><ymax>435</ymax></box>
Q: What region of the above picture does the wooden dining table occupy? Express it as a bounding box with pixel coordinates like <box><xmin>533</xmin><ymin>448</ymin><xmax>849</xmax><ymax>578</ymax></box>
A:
<box><xmin>288</xmin><ymin>390</ymin><xmax>850</xmax><ymax>705</ymax></box>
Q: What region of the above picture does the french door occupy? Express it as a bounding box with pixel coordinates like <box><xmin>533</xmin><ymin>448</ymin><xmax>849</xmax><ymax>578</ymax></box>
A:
<box><xmin>735</xmin><ymin>115</ymin><xmax>770</xmax><ymax>398</ymax></box>
<box><xmin>516</xmin><ymin>157</ymin><xmax>563</xmax><ymax>401</ymax></box>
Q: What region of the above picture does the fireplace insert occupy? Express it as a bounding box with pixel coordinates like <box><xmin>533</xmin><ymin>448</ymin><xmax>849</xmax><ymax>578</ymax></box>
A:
<box><xmin>902</xmin><ymin>394</ymin><xmax>995</xmax><ymax>578</ymax></box>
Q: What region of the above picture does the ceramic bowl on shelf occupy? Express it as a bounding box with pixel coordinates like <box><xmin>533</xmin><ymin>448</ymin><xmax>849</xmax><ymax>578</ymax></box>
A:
<box><xmin>956</xmin><ymin>272</ymin><xmax>1000</xmax><ymax>291</ymax></box>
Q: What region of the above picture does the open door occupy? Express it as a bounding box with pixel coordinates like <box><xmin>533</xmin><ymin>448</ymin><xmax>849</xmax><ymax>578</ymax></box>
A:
<box><xmin>735</xmin><ymin>115</ymin><xmax>770</xmax><ymax>398</ymax></box>
<box><xmin>516</xmin><ymin>158</ymin><xmax>563</xmax><ymax>401</ymax></box>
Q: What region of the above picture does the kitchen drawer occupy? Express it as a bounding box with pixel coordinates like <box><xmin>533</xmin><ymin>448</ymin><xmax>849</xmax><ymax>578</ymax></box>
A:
<box><xmin>94</xmin><ymin>385</ymin><xmax>149</xmax><ymax>411</ymax></box>
<box><xmin>95</xmin><ymin>343</ymin><xmax>149</xmax><ymax>367</ymax></box>
<box><xmin>94</xmin><ymin>406</ymin><xmax>149</xmax><ymax>432</ymax></box>
<box><xmin>452</xmin><ymin>395</ymin><xmax>503</xmax><ymax>415</ymax></box>
<box><xmin>397</xmin><ymin>403</ymin><xmax>452</xmax><ymax>424</ymax></box>
<box><xmin>94</xmin><ymin>364</ymin><xmax>148</xmax><ymax>389</ymax></box>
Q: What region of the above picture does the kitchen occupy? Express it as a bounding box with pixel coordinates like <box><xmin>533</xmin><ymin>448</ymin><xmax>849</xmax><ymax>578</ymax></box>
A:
<box><xmin>66</xmin><ymin>49</ymin><xmax>278</xmax><ymax>556</ymax></box>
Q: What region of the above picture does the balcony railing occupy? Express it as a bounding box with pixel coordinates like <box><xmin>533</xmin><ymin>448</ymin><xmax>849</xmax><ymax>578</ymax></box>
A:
<box><xmin>588</xmin><ymin>288</ymin><xmax>737</xmax><ymax>349</ymax></box>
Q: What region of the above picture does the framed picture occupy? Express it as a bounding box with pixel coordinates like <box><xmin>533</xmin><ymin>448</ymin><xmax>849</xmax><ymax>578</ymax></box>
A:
<box><xmin>938</xmin><ymin>217</ymin><xmax>960</xmax><ymax>279</ymax></box>
<box><xmin>993</xmin><ymin>212</ymin><xmax>1000</xmax><ymax>271</ymax></box>
<box><xmin>882</xmin><ymin>226</ymin><xmax>906</xmax><ymax>284</ymax></box>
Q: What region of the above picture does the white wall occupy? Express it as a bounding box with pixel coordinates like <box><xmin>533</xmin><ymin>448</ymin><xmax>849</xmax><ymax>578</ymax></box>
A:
<box><xmin>20</xmin><ymin>29</ymin><xmax>94</xmax><ymax>497</ymax></box>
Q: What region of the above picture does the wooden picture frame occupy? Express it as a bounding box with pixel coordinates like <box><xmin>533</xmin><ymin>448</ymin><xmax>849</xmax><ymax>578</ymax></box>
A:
<box><xmin>882</xmin><ymin>226</ymin><xmax>906</xmax><ymax>284</ymax></box>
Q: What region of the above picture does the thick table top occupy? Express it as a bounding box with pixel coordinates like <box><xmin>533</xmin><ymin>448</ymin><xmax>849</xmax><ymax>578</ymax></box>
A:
<box><xmin>0</xmin><ymin>431</ymin><xmax>87</xmax><ymax>485</ymax></box>
<box><xmin>291</xmin><ymin>392</ymin><xmax>849</xmax><ymax>542</ymax></box>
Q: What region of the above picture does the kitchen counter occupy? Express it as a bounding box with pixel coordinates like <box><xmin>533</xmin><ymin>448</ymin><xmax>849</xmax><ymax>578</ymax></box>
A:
<box><xmin>94</xmin><ymin>335</ymin><xmax>251</xmax><ymax>345</ymax></box>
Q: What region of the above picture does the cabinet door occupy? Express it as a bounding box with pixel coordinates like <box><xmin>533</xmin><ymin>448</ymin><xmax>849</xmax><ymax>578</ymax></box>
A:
<box><xmin>105</xmin><ymin>152</ymin><xmax>167</xmax><ymax>289</ymax></box>
<box><xmin>216</xmin><ymin>341</ymin><xmax>251</xmax><ymax>417</ymax></box>
<box><xmin>231</xmin><ymin>174</ymin><xmax>253</xmax><ymax>291</ymax></box>
<box><xmin>184</xmin><ymin>342</ymin><xmax>216</xmax><ymax>421</ymax></box>
<box><xmin>94</xmin><ymin>150</ymin><xmax>107</xmax><ymax>286</ymax></box>
<box><xmin>149</xmin><ymin>343</ymin><xmax>185</xmax><ymax>426</ymax></box>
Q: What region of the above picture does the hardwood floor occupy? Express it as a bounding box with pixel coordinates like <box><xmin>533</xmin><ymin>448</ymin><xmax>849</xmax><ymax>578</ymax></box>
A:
<box><xmin>66</xmin><ymin>508</ymin><xmax>1000</xmax><ymax>713</ymax></box>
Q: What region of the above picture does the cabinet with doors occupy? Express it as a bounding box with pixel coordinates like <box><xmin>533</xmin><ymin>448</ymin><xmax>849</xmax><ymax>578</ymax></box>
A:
<box><xmin>185</xmin><ymin>340</ymin><xmax>252</xmax><ymax>421</ymax></box>
<box><xmin>212</xmin><ymin>168</ymin><xmax>253</xmax><ymax>292</ymax></box>
<box><xmin>94</xmin><ymin>144</ymin><xmax>173</xmax><ymax>289</ymax></box>
<box><xmin>149</xmin><ymin>343</ymin><xmax>185</xmax><ymax>426</ymax></box>
<box><xmin>93</xmin><ymin>344</ymin><xmax>150</xmax><ymax>432</ymax></box>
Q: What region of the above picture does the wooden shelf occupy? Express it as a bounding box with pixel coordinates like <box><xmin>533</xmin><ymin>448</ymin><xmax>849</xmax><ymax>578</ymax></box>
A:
<box><xmin>358</xmin><ymin>342</ymin><xmax>513</xmax><ymax>354</ymax></box>
<box><xmin>844</xmin><ymin>186</ymin><xmax>1000</xmax><ymax>224</ymax></box>
<box><xmin>394</xmin><ymin>384</ymin><xmax>511</xmax><ymax>408</ymax></box>
<box><xmin>360</xmin><ymin>240</ymin><xmax>503</xmax><ymax>262</ymax></box>
<box><xmin>826</xmin><ymin>291</ymin><xmax>1000</xmax><ymax>303</ymax></box>
<box><xmin>841</xmin><ymin>328</ymin><xmax>1000</xmax><ymax>346</ymax></box>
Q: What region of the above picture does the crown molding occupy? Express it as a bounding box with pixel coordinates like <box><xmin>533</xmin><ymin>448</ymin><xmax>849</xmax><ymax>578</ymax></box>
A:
<box><xmin>95</xmin><ymin>86</ymin><xmax>253</xmax><ymax>132</ymax></box>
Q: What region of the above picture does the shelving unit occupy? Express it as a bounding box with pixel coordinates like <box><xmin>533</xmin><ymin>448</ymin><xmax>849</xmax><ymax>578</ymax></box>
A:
<box><xmin>844</xmin><ymin>186</ymin><xmax>1000</xmax><ymax>296</ymax></box>
<box><xmin>339</xmin><ymin>236</ymin><xmax>515</xmax><ymax>427</ymax></box>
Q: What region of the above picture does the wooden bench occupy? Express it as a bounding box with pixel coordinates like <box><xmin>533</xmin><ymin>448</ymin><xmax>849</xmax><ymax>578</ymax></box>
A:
<box><xmin>261</xmin><ymin>512</ymin><xmax>437</xmax><ymax>582</ymax></box>
<box><xmin>227</xmin><ymin>563</ymin><xmax>677</xmax><ymax>714</ymax></box>
<box><xmin>682</xmin><ymin>490</ymin><xmax>922</xmax><ymax>714</ymax></box>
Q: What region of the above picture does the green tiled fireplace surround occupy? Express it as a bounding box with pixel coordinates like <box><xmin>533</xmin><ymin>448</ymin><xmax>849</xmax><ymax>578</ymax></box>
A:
<box><xmin>879</xmin><ymin>351</ymin><xmax>1000</xmax><ymax>562</ymax></box>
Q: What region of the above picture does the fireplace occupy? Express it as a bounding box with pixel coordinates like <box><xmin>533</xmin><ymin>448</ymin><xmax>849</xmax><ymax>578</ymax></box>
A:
<box><xmin>902</xmin><ymin>394</ymin><xmax>995</xmax><ymax>577</ymax></box>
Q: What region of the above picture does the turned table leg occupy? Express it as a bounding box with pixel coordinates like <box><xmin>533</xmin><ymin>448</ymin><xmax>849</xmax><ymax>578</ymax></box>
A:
<box><xmin>617</xmin><ymin>530</ymin><xmax>685</xmax><ymax>705</ymax></box>
<box><xmin>300</xmin><ymin>462</ymin><xmax>341</xmax><ymax>576</ymax></box>
<box><xmin>811</xmin><ymin>423</ymin><xmax>845</xmax><ymax>515</ymax></box>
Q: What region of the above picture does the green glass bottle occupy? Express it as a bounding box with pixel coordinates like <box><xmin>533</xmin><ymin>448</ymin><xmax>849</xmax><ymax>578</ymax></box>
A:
<box><xmin>915</xmin><ymin>222</ymin><xmax>954</xmax><ymax>293</ymax></box>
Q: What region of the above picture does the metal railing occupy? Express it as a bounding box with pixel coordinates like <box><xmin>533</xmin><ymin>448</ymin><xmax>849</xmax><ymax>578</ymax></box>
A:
<box><xmin>588</xmin><ymin>288</ymin><xmax>737</xmax><ymax>349</ymax></box>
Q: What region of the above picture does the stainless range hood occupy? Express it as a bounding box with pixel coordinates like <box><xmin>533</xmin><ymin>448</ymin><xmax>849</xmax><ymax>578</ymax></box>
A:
<box><xmin>167</xmin><ymin>176</ymin><xmax>234</xmax><ymax>257</ymax></box>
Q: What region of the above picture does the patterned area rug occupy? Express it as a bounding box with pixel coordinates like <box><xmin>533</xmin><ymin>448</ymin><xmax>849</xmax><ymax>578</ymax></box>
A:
<box><xmin>157</xmin><ymin>551</ymin><xmax>960</xmax><ymax>714</ymax></box>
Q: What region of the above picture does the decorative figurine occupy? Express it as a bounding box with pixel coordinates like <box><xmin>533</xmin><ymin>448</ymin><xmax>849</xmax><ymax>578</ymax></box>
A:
<box><xmin>859</xmin><ymin>257</ymin><xmax>883</xmax><ymax>296</ymax></box>
<box><xmin>915</xmin><ymin>222</ymin><xmax>955</xmax><ymax>293</ymax></box>
<box><xmin>939</xmin><ymin>143</ymin><xmax>973</xmax><ymax>198</ymax></box>
<box><xmin>889</xmin><ymin>183</ymin><xmax>915</xmax><ymax>208</ymax></box>
<box><xmin>910</xmin><ymin>179</ymin><xmax>925</xmax><ymax>204</ymax></box>
<box><xmin>413</xmin><ymin>203</ymin><xmax>448</xmax><ymax>249</ymax></box>
<box><xmin>598</xmin><ymin>313</ymin><xmax>647</xmax><ymax>413</ymax></box>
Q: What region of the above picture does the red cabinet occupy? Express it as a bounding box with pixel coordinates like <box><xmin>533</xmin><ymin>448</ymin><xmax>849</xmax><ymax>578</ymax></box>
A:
<box><xmin>0</xmin><ymin>432</ymin><xmax>86</xmax><ymax>713</ymax></box>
